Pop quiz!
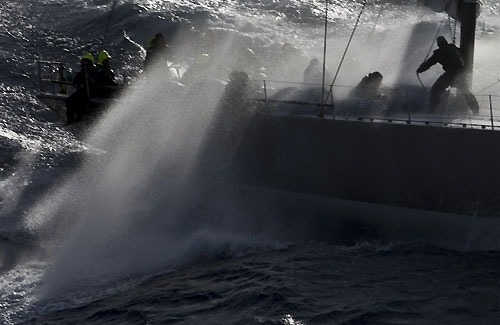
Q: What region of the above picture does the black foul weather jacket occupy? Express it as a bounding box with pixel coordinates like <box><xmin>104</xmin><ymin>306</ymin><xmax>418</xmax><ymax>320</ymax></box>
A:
<box><xmin>417</xmin><ymin>43</ymin><xmax>464</xmax><ymax>73</ymax></box>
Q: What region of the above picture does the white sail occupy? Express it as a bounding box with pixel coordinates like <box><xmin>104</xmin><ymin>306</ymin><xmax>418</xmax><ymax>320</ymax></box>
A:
<box><xmin>419</xmin><ymin>0</ymin><xmax>481</xmax><ymax>21</ymax></box>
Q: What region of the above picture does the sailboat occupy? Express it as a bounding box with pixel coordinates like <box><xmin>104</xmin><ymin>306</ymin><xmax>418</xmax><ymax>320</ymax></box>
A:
<box><xmin>35</xmin><ymin>1</ymin><xmax>498</xmax><ymax>218</ymax></box>
<box><xmin>222</xmin><ymin>0</ymin><xmax>500</xmax><ymax>219</ymax></box>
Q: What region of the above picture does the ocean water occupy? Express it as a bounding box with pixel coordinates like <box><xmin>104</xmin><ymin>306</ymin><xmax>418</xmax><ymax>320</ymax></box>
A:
<box><xmin>2</xmin><ymin>0</ymin><xmax>500</xmax><ymax>324</ymax></box>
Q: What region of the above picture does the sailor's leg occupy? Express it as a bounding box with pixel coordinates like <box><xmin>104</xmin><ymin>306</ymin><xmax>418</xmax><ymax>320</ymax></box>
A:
<box><xmin>429</xmin><ymin>73</ymin><xmax>452</xmax><ymax>113</ymax></box>
<box><xmin>66</xmin><ymin>90</ymin><xmax>88</xmax><ymax>124</ymax></box>
<box><xmin>464</xmin><ymin>93</ymin><xmax>479</xmax><ymax>115</ymax></box>
<box><xmin>66</xmin><ymin>93</ymin><xmax>77</xmax><ymax>124</ymax></box>
<box><xmin>455</xmin><ymin>78</ymin><xmax>479</xmax><ymax>115</ymax></box>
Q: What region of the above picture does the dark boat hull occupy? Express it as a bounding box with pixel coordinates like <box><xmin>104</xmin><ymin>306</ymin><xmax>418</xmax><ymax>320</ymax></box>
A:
<box><xmin>231</xmin><ymin>113</ymin><xmax>500</xmax><ymax>217</ymax></box>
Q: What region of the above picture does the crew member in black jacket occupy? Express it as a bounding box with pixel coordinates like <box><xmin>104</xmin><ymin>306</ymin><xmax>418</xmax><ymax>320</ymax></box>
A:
<box><xmin>417</xmin><ymin>36</ymin><xmax>479</xmax><ymax>114</ymax></box>
<box><xmin>66</xmin><ymin>53</ymin><xmax>96</xmax><ymax>124</ymax></box>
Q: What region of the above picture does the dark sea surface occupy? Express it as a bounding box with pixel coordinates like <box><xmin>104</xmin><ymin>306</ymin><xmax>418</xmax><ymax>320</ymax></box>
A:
<box><xmin>23</xmin><ymin>242</ymin><xmax>500</xmax><ymax>324</ymax></box>
<box><xmin>2</xmin><ymin>1</ymin><xmax>500</xmax><ymax>324</ymax></box>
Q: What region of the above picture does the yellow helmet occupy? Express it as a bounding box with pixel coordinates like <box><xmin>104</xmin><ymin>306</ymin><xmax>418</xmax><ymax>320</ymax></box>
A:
<box><xmin>98</xmin><ymin>50</ymin><xmax>111</xmax><ymax>65</ymax></box>
<box><xmin>81</xmin><ymin>52</ymin><xmax>95</xmax><ymax>65</ymax></box>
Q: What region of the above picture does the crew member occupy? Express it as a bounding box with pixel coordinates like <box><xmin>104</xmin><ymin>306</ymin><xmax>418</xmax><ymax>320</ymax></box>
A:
<box><xmin>66</xmin><ymin>53</ymin><xmax>96</xmax><ymax>124</ymax></box>
<box><xmin>144</xmin><ymin>33</ymin><xmax>169</xmax><ymax>71</ymax></box>
<box><xmin>350</xmin><ymin>71</ymin><xmax>384</xmax><ymax>100</ymax></box>
<box><xmin>303</xmin><ymin>59</ymin><xmax>323</xmax><ymax>84</ymax></box>
<box><xmin>94</xmin><ymin>50</ymin><xmax>117</xmax><ymax>97</ymax></box>
<box><xmin>416</xmin><ymin>36</ymin><xmax>479</xmax><ymax>114</ymax></box>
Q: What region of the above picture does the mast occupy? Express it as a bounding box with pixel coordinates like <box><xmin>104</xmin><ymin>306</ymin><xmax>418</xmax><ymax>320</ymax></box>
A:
<box><xmin>321</xmin><ymin>0</ymin><xmax>328</xmax><ymax>106</ymax></box>
<box><xmin>422</xmin><ymin>0</ymin><xmax>481</xmax><ymax>86</ymax></box>
<box><xmin>458</xmin><ymin>0</ymin><xmax>479</xmax><ymax>86</ymax></box>
<box><xmin>102</xmin><ymin>0</ymin><xmax>119</xmax><ymax>48</ymax></box>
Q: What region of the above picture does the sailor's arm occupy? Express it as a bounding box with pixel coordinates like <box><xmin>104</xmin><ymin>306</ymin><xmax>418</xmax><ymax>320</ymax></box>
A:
<box><xmin>416</xmin><ymin>52</ymin><xmax>439</xmax><ymax>73</ymax></box>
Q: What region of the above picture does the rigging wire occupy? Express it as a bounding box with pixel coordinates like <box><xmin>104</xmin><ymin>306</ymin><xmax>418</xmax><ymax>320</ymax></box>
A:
<box><xmin>102</xmin><ymin>0</ymin><xmax>119</xmax><ymax>49</ymax></box>
<box><xmin>416</xmin><ymin>73</ymin><xmax>428</xmax><ymax>95</ymax></box>
<box><xmin>320</xmin><ymin>0</ymin><xmax>367</xmax><ymax>117</ymax></box>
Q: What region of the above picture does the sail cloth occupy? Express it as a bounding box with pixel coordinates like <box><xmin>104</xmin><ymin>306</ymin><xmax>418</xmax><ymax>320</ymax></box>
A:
<box><xmin>419</xmin><ymin>0</ymin><xmax>481</xmax><ymax>21</ymax></box>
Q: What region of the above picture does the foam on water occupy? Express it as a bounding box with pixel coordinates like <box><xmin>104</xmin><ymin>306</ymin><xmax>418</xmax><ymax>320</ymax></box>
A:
<box><xmin>21</xmin><ymin>54</ymin><xmax>269</xmax><ymax>300</ymax></box>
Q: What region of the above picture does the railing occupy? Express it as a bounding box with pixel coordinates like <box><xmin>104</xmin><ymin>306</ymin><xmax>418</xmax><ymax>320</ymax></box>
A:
<box><xmin>37</xmin><ymin>60</ymin><xmax>74</xmax><ymax>96</ymax></box>
<box><xmin>252</xmin><ymin>79</ymin><xmax>500</xmax><ymax>132</ymax></box>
